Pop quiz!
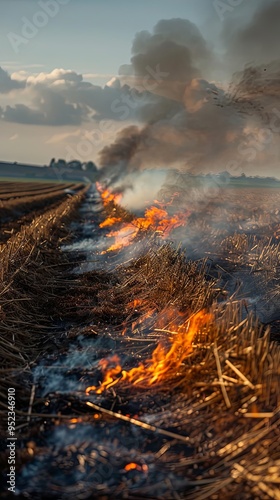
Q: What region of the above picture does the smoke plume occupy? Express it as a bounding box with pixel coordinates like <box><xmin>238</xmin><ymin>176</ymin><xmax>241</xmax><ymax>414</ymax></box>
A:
<box><xmin>98</xmin><ymin>3</ymin><xmax>280</xmax><ymax>187</ymax></box>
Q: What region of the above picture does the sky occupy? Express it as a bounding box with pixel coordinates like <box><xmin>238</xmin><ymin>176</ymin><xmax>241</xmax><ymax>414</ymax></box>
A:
<box><xmin>0</xmin><ymin>0</ymin><xmax>280</xmax><ymax>177</ymax></box>
<box><xmin>1</xmin><ymin>1</ymin><xmax>216</xmax><ymax>78</ymax></box>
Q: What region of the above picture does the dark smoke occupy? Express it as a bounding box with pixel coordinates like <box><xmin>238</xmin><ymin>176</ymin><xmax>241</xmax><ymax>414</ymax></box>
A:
<box><xmin>124</xmin><ymin>18</ymin><xmax>214</xmax><ymax>82</ymax></box>
<box><xmin>98</xmin><ymin>4</ymin><xmax>280</xmax><ymax>186</ymax></box>
<box><xmin>98</xmin><ymin>125</ymin><xmax>151</xmax><ymax>185</ymax></box>
<box><xmin>224</xmin><ymin>1</ymin><xmax>280</xmax><ymax>72</ymax></box>
<box><xmin>229</xmin><ymin>62</ymin><xmax>280</xmax><ymax>111</ymax></box>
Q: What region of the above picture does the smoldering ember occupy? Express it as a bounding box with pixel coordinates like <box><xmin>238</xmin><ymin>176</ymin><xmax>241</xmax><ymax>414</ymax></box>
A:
<box><xmin>0</xmin><ymin>1</ymin><xmax>280</xmax><ymax>499</ymax></box>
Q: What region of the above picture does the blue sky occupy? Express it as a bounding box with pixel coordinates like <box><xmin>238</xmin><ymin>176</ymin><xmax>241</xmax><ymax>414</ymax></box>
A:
<box><xmin>1</xmin><ymin>0</ymin><xmax>216</xmax><ymax>83</ymax></box>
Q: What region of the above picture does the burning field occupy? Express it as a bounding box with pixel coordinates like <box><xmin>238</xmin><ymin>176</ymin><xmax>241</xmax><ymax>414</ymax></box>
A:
<box><xmin>0</xmin><ymin>177</ymin><xmax>279</xmax><ymax>500</ymax></box>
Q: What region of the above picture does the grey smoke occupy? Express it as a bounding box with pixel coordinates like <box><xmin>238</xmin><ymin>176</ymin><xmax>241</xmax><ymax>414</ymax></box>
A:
<box><xmin>224</xmin><ymin>0</ymin><xmax>280</xmax><ymax>72</ymax></box>
<box><xmin>98</xmin><ymin>8</ymin><xmax>280</xmax><ymax>183</ymax></box>
<box><xmin>120</xmin><ymin>18</ymin><xmax>214</xmax><ymax>85</ymax></box>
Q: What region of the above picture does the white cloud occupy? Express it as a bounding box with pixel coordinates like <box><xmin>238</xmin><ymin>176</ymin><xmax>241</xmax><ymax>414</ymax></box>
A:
<box><xmin>9</xmin><ymin>70</ymin><xmax>28</xmax><ymax>82</ymax></box>
<box><xmin>0</xmin><ymin>66</ymin><xmax>168</xmax><ymax>126</ymax></box>
<box><xmin>11</xmin><ymin>68</ymin><xmax>83</xmax><ymax>87</ymax></box>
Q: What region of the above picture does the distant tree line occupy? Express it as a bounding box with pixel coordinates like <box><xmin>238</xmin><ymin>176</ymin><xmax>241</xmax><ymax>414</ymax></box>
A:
<box><xmin>49</xmin><ymin>158</ymin><xmax>98</xmax><ymax>172</ymax></box>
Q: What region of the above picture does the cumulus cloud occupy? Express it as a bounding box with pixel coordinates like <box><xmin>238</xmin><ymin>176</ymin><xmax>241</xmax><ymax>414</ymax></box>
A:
<box><xmin>11</xmin><ymin>68</ymin><xmax>84</xmax><ymax>87</ymax></box>
<box><xmin>0</xmin><ymin>67</ymin><xmax>25</xmax><ymax>94</ymax></box>
<box><xmin>0</xmin><ymin>68</ymin><xmax>126</xmax><ymax>126</ymax></box>
<box><xmin>0</xmin><ymin>67</ymin><xmax>88</xmax><ymax>125</ymax></box>
<box><xmin>2</xmin><ymin>87</ymin><xmax>85</xmax><ymax>126</ymax></box>
<box><xmin>0</xmin><ymin>65</ymin><xmax>183</xmax><ymax>126</ymax></box>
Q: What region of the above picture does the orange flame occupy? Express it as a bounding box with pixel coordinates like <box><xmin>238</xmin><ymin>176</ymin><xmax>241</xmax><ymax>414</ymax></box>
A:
<box><xmin>154</xmin><ymin>192</ymin><xmax>180</xmax><ymax>207</ymax></box>
<box><xmin>104</xmin><ymin>224</ymin><xmax>139</xmax><ymax>253</ymax></box>
<box><xmin>96</xmin><ymin>182</ymin><xmax>189</xmax><ymax>253</ymax></box>
<box><xmin>99</xmin><ymin>217</ymin><xmax>122</xmax><ymax>228</ymax></box>
<box><xmin>129</xmin><ymin>308</ymin><xmax>156</xmax><ymax>335</ymax></box>
<box><xmin>128</xmin><ymin>299</ymin><xmax>145</xmax><ymax>309</ymax></box>
<box><xmin>86</xmin><ymin>309</ymin><xmax>212</xmax><ymax>394</ymax></box>
<box><xmin>103</xmin><ymin>205</ymin><xmax>189</xmax><ymax>253</ymax></box>
<box><xmin>69</xmin><ymin>418</ymin><xmax>82</xmax><ymax>424</ymax></box>
<box><xmin>96</xmin><ymin>181</ymin><xmax>122</xmax><ymax>206</ymax></box>
<box><xmin>123</xmin><ymin>299</ymin><xmax>155</xmax><ymax>335</ymax></box>
<box><xmin>124</xmin><ymin>463</ymin><xmax>148</xmax><ymax>472</ymax></box>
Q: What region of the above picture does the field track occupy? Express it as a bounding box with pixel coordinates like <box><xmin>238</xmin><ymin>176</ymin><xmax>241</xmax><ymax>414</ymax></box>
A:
<box><xmin>0</xmin><ymin>181</ymin><xmax>75</xmax><ymax>196</ymax></box>
<box><xmin>0</xmin><ymin>181</ymin><xmax>84</xmax><ymax>243</ymax></box>
<box><xmin>0</xmin><ymin>181</ymin><xmax>88</xmax><ymax>408</ymax></box>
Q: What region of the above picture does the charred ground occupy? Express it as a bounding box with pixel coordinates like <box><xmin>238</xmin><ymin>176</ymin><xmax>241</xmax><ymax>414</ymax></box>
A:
<box><xmin>0</xmin><ymin>181</ymin><xmax>279</xmax><ymax>500</ymax></box>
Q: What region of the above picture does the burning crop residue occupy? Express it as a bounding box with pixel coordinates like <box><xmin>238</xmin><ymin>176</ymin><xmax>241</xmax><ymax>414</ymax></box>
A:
<box><xmin>124</xmin><ymin>462</ymin><xmax>148</xmax><ymax>472</ymax></box>
<box><xmin>97</xmin><ymin>182</ymin><xmax>190</xmax><ymax>253</ymax></box>
<box><xmin>96</xmin><ymin>181</ymin><xmax>123</xmax><ymax>207</ymax></box>
<box><xmin>9</xmin><ymin>185</ymin><xmax>280</xmax><ymax>500</ymax></box>
<box><xmin>102</xmin><ymin>223</ymin><xmax>140</xmax><ymax>252</ymax></box>
<box><xmin>86</xmin><ymin>309</ymin><xmax>212</xmax><ymax>394</ymax></box>
<box><xmin>3</xmin><ymin>1</ymin><xmax>280</xmax><ymax>496</ymax></box>
<box><xmin>99</xmin><ymin>216</ymin><xmax>122</xmax><ymax>228</ymax></box>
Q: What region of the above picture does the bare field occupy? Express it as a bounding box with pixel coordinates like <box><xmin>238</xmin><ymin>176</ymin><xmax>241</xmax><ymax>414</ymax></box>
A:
<box><xmin>0</xmin><ymin>181</ymin><xmax>88</xmax><ymax>383</ymax></box>
<box><xmin>0</xmin><ymin>181</ymin><xmax>85</xmax><ymax>244</ymax></box>
<box><xmin>0</xmin><ymin>181</ymin><xmax>66</xmax><ymax>195</ymax></box>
